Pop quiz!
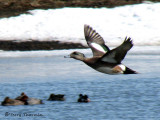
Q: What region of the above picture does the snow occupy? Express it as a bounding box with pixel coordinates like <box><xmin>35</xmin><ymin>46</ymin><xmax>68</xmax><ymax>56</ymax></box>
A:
<box><xmin>0</xmin><ymin>3</ymin><xmax>160</xmax><ymax>46</ymax></box>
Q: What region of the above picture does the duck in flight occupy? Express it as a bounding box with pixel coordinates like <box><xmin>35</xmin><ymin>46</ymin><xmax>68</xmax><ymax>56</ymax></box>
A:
<box><xmin>69</xmin><ymin>25</ymin><xmax>138</xmax><ymax>74</ymax></box>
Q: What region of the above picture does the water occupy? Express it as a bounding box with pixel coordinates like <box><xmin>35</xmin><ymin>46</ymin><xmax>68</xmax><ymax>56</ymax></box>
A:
<box><xmin>0</xmin><ymin>49</ymin><xmax>160</xmax><ymax>120</ymax></box>
<box><xmin>0</xmin><ymin>2</ymin><xmax>160</xmax><ymax>119</ymax></box>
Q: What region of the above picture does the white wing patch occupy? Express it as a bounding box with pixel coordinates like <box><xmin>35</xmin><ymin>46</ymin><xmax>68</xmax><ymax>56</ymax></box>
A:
<box><xmin>91</xmin><ymin>43</ymin><xmax>106</xmax><ymax>53</ymax></box>
<box><xmin>118</xmin><ymin>64</ymin><xmax>126</xmax><ymax>71</ymax></box>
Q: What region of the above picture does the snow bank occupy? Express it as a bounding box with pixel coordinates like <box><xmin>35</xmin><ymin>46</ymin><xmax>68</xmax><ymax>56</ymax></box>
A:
<box><xmin>0</xmin><ymin>3</ymin><xmax>160</xmax><ymax>46</ymax></box>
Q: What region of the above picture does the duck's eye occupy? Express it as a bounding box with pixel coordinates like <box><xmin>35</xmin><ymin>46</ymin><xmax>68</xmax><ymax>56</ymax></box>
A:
<box><xmin>73</xmin><ymin>52</ymin><xmax>78</xmax><ymax>55</ymax></box>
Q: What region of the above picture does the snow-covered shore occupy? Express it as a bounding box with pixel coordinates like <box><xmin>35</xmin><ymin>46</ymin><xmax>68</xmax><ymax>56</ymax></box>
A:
<box><xmin>0</xmin><ymin>2</ymin><xmax>159</xmax><ymax>46</ymax></box>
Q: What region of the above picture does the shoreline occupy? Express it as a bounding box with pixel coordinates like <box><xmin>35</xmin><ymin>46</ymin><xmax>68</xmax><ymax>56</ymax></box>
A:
<box><xmin>0</xmin><ymin>40</ymin><xmax>87</xmax><ymax>51</ymax></box>
<box><xmin>0</xmin><ymin>0</ymin><xmax>144</xmax><ymax>18</ymax></box>
<box><xmin>0</xmin><ymin>0</ymin><xmax>159</xmax><ymax>51</ymax></box>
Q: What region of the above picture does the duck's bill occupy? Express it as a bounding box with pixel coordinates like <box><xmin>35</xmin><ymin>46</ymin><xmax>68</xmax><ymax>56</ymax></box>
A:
<box><xmin>64</xmin><ymin>55</ymin><xmax>70</xmax><ymax>58</ymax></box>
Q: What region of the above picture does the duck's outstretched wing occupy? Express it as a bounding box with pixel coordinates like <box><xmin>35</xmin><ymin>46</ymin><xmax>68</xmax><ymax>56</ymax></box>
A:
<box><xmin>100</xmin><ymin>37</ymin><xmax>133</xmax><ymax>63</ymax></box>
<box><xmin>84</xmin><ymin>25</ymin><xmax>110</xmax><ymax>57</ymax></box>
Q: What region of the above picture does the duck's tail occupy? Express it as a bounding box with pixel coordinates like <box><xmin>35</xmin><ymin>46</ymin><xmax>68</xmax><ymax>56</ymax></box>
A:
<box><xmin>123</xmin><ymin>67</ymin><xmax>138</xmax><ymax>74</ymax></box>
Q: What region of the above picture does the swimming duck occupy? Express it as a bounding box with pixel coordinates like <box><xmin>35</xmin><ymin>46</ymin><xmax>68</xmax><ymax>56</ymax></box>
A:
<box><xmin>77</xmin><ymin>94</ymin><xmax>90</xmax><ymax>103</ymax></box>
<box><xmin>1</xmin><ymin>93</ymin><xmax>43</xmax><ymax>106</ymax></box>
<box><xmin>69</xmin><ymin>25</ymin><xmax>137</xmax><ymax>74</ymax></box>
<box><xmin>48</xmin><ymin>94</ymin><xmax>65</xmax><ymax>101</ymax></box>
<box><xmin>1</xmin><ymin>97</ymin><xmax>24</xmax><ymax>106</ymax></box>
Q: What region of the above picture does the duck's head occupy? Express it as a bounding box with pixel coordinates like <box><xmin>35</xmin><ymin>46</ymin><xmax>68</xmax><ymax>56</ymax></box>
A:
<box><xmin>70</xmin><ymin>51</ymin><xmax>85</xmax><ymax>61</ymax></box>
<box><xmin>21</xmin><ymin>92</ymin><xmax>25</xmax><ymax>95</ymax></box>
<box><xmin>4</xmin><ymin>97</ymin><xmax>10</xmax><ymax>103</ymax></box>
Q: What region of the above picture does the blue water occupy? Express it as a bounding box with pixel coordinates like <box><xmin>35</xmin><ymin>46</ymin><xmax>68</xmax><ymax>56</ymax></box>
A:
<box><xmin>0</xmin><ymin>51</ymin><xmax>160</xmax><ymax>120</ymax></box>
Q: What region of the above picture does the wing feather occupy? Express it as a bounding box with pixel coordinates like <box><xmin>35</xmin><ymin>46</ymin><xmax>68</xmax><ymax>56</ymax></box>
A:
<box><xmin>84</xmin><ymin>24</ymin><xmax>110</xmax><ymax>57</ymax></box>
<box><xmin>100</xmin><ymin>37</ymin><xmax>133</xmax><ymax>63</ymax></box>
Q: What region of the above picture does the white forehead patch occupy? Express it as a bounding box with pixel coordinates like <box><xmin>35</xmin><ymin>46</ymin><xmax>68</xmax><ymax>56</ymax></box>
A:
<box><xmin>118</xmin><ymin>64</ymin><xmax>126</xmax><ymax>71</ymax></box>
<box><xmin>91</xmin><ymin>43</ymin><xmax>106</xmax><ymax>53</ymax></box>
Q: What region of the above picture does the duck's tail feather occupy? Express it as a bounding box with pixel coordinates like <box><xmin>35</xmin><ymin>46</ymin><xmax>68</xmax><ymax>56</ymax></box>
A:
<box><xmin>124</xmin><ymin>67</ymin><xmax>138</xmax><ymax>74</ymax></box>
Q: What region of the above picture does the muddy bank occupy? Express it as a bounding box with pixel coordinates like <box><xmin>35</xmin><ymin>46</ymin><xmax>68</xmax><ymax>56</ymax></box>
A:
<box><xmin>0</xmin><ymin>0</ymin><xmax>155</xmax><ymax>18</ymax></box>
<box><xmin>0</xmin><ymin>40</ymin><xmax>87</xmax><ymax>51</ymax></box>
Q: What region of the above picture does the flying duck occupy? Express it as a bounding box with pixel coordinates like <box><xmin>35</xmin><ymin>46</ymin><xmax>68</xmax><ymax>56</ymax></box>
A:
<box><xmin>69</xmin><ymin>25</ymin><xmax>138</xmax><ymax>74</ymax></box>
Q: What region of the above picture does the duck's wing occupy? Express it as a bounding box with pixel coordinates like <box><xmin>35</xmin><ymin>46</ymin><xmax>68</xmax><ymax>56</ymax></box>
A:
<box><xmin>100</xmin><ymin>37</ymin><xmax>133</xmax><ymax>63</ymax></box>
<box><xmin>84</xmin><ymin>25</ymin><xmax>110</xmax><ymax>57</ymax></box>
